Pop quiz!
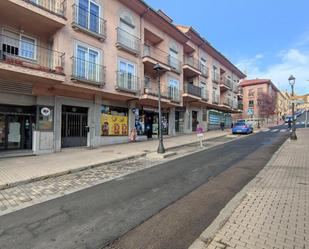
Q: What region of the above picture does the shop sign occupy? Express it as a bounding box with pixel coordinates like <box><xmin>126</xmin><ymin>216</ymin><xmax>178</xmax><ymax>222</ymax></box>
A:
<box><xmin>41</xmin><ymin>107</ymin><xmax>51</xmax><ymax>117</ymax></box>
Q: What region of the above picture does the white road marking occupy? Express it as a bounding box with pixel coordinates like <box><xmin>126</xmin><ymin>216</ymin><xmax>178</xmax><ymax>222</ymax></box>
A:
<box><xmin>271</xmin><ymin>129</ymin><xmax>279</xmax><ymax>132</ymax></box>
<box><xmin>280</xmin><ymin>129</ymin><xmax>287</xmax><ymax>132</ymax></box>
<box><xmin>262</xmin><ymin>129</ymin><xmax>270</xmax><ymax>132</ymax></box>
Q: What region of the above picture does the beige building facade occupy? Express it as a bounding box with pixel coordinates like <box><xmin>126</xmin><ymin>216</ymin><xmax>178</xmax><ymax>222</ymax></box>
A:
<box><xmin>0</xmin><ymin>0</ymin><xmax>245</xmax><ymax>155</ymax></box>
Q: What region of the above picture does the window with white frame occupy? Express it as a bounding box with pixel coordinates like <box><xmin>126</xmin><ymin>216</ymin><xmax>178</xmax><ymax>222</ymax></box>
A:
<box><xmin>75</xmin><ymin>42</ymin><xmax>101</xmax><ymax>82</ymax></box>
<box><xmin>200</xmin><ymin>81</ymin><xmax>207</xmax><ymax>99</ymax></box>
<box><xmin>169</xmin><ymin>41</ymin><xmax>179</xmax><ymax>70</ymax></box>
<box><xmin>200</xmin><ymin>57</ymin><xmax>207</xmax><ymax>75</ymax></box>
<box><xmin>169</xmin><ymin>78</ymin><xmax>179</xmax><ymax>100</ymax></box>
<box><xmin>118</xmin><ymin>58</ymin><xmax>137</xmax><ymax>90</ymax></box>
<box><xmin>77</xmin><ymin>0</ymin><xmax>101</xmax><ymax>34</ymax></box>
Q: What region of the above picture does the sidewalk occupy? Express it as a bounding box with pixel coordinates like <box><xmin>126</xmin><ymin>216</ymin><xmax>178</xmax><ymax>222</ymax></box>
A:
<box><xmin>0</xmin><ymin>130</ymin><xmax>229</xmax><ymax>189</ymax></box>
<box><xmin>189</xmin><ymin>128</ymin><xmax>309</xmax><ymax>249</ymax></box>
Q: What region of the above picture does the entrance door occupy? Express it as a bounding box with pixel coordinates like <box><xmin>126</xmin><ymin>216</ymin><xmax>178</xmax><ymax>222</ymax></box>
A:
<box><xmin>192</xmin><ymin>111</ymin><xmax>198</xmax><ymax>132</ymax></box>
<box><xmin>175</xmin><ymin>111</ymin><xmax>184</xmax><ymax>133</ymax></box>
<box><xmin>0</xmin><ymin>114</ymin><xmax>33</xmax><ymax>151</ymax></box>
<box><xmin>61</xmin><ymin>106</ymin><xmax>88</xmax><ymax>148</ymax></box>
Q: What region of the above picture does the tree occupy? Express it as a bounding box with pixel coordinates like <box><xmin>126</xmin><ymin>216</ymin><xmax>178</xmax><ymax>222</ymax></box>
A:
<box><xmin>257</xmin><ymin>92</ymin><xmax>276</xmax><ymax>122</ymax></box>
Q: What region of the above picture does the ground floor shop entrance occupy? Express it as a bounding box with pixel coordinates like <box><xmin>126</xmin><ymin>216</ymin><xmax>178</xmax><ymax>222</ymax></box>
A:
<box><xmin>143</xmin><ymin>111</ymin><xmax>169</xmax><ymax>139</ymax></box>
<box><xmin>0</xmin><ymin>105</ymin><xmax>35</xmax><ymax>151</ymax></box>
<box><xmin>61</xmin><ymin>105</ymin><xmax>88</xmax><ymax>148</ymax></box>
<box><xmin>192</xmin><ymin>111</ymin><xmax>198</xmax><ymax>132</ymax></box>
<box><xmin>175</xmin><ymin>111</ymin><xmax>184</xmax><ymax>133</ymax></box>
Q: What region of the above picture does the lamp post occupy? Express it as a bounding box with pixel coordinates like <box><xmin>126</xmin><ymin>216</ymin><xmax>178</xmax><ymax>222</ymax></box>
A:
<box><xmin>288</xmin><ymin>75</ymin><xmax>297</xmax><ymax>140</ymax></box>
<box><xmin>154</xmin><ymin>63</ymin><xmax>165</xmax><ymax>153</ymax></box>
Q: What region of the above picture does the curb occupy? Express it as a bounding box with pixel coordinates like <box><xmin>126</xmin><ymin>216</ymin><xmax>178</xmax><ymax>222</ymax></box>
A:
<box><xmin>188</xmin><ymin>135</ymin><xmax>289</xmax><ymax>249</ymax></box>
<box><xmin>0</xmin><ymin>133</ymin><xmax>230</xmax><ymax>191</ymax></box>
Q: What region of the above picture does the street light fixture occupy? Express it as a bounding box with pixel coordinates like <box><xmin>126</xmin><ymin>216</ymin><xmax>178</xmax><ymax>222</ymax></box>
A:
<box><xmin>288</xmin><ymin>75</ymin><xmax>297</xmax><ymax>140</ymax></box>
<box><xmin>154</xmin><ymin>63</ymin><xmax>165</xmax><ymax>154</ymax></box>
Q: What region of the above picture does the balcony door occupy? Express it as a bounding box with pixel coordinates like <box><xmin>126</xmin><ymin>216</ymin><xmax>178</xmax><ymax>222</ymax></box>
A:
<box><xmin>119</xmin><ymin>59</ymin><xmax>136</xmax><ymax>90</ymax></box>
<box><xmin>169</xmin><ymin>79</ymin><xmax>179</xmax><ymax>100</ymax></box>
<box><xmin>78</xmin><ymin>0</ymin><xmax>101</xmax><ymax>34</ymax></box>
<box><xmin>75</xmin><ymin>44</ymin><xmax>100</xmax><ymax>82</ymax></box>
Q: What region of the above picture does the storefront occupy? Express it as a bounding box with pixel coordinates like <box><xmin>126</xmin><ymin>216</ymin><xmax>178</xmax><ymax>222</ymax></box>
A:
<box><xmin>0</xmin><ymin>104</ymin><xmax>36</xmax><ymax>151</ymax></box>
<box><xmin>208</xmin><ymin>109</ymin><xmax>232</xmax><ymax>130</ymax></box>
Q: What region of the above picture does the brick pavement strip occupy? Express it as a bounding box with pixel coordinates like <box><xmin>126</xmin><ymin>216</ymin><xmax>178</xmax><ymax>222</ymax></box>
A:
<box><xmin>0</xmin><ymin>135</ymin><xmax>239</xmax><ymax>216</ymax></box>
<box><xmin>189</xmin><ymin>129</ymin><xmax>309</xmax><ymax>249</ymax></box>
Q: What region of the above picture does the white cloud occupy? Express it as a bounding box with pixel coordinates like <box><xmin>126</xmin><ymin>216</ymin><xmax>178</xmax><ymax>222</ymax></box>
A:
<box><xmin>237</xmin><ymin>49</ymin><xmax>309</xmax><ymax>95</ymax></box>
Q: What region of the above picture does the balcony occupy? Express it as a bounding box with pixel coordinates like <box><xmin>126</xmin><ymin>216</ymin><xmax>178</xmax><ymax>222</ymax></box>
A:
<box><xmin>237</xmin><ymin>88</ymin><xmax>243</xmax><ymax>97</ymax></box>
<box><xmin>0</xmin><ymin>33</ymin><xmax>65</xmax><ymax>84</ymax></box>
<box><xmin>116</xmin><ymin>71</ymin><xmax>139</xmax><ymax>94</ymax></box>
<box><xmin>200</xmin><ymin>64</ymin><xmax>209</xmax><ymax>78</ymax></box>
<box><xmin>116</xmin><ymin>28</ymin><xmax>140</xmax><ymax>55</ymax></box>
<box><xmin>142</xmin><ymin>45</ymin><xmax>171</xmax><ymax>72</ymax></box>
<box><xmin>183</xmin><ymin>56</ymin><xmax>201</xmax><ymax>77</ymax></box>
<box><xmin>212</xmin><ymin>93</ymin><xmax>219</xmax><ymax>104</ymax></box>
<box><xmin>72</xmin><ymin>4</ymin><xmax>107</xmax><ymax>41</ymax></box>
<box><xmin>168</xmin><ymin>55</ymin><xmax>182</xmax><ymax>74</ymax></box>
<box><xmin>212</xmin><ymin>72</ymin><xmax>220</xmax><ymax>84</ymax></box>
<box><xmin>183</xmin><ymin>83</ymin><xmax>201</xmax><ymax>102</ymax></box>
<box><xmin>221</xmin><ymin>97</ymin><xmax>233</xmax><ymax>108</ymax></box>
<box><xmin>144</xmin><ymin>78</ymin><xmax>170</xmax><ymax>100</ymax></box>
<box><xmin>71</xmin><ymin>57</ymin><xmax>105</xmax><ymax>87</ymax></box>
<box><xmin>201</xmin><ymin>89</ymin><xmax>209</xmax><ymax>101</ymax></box>
<box><xmin>0</xmin><ymin>1</ymin><xmax>66</xmax><ymax>35</ymax></box>
<box><xmin>220</xmin><ymin>77</ymin><xmax>232</xmax><ymax>91</ymax></box>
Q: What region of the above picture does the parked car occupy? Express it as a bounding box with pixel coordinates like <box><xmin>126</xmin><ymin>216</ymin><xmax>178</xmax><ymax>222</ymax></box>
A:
<box><xmin>232</xmin><ymin>122</ymin><xmax>253</xmax><ymax>134</ymax></box>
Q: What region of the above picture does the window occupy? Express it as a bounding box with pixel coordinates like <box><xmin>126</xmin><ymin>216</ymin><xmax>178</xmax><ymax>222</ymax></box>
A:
<box><xmin>101</xmin><ymin>105</ymin><xmax>128</xmax><ymax>136</ymax></box>
<box><xmin>249</xmin><ymin>100</ymin><xmax>254</xmax><ymax>107</ymax></box>
<box><xmin>248</xmin><ymin>89</ymin><xmax>255</xmax><ymax>97</ymax></box>
<box><xmin>169</xmin><ymin>48</ymin><xmax>179</xmax><ymax>70</ymax></box>
<box><xmin>200</xmin><ymin>81</ymin><xmax>207</xmax><ymax>98</ymax></box>
<box><xmin>118</xmin><ymin>58</ymin><xmax>137</xmax><ymax>90</ymax></box>
<box><xmin>212</xmin><ymin>65</ymin><xmax>218</xmax><ymax>81</ymax></box>
<box><xmin>202</xmin><ymin>109</ymin><xmax>207</xmax><ymax>122</ymax></box>
<box><xmin>169</xmin><ymin>79</ymin><xmax>179</xmax><ymax>100</ymax></box>
<box><xmin>200</xmin><ymin>57</ymin><xmax>207</xmax><ymax>75</ymax></box>
<box><xmin>118</xmin><ymin>10</ymin><xmax>137</xmax><ymax>50</ymax></box>
<box><xmin>78</xmin><ymin>0</ymin><xmax>101</xmax><ymax>33</ymax></box>
<box><xmin>75</xmin><ymin>43</ymin><xmax>101</xmax><ymax>82</ymax></box>
<box><xmin>20</xmin><ymin>35</ymin><xmax>36</xmax><ymax>60</ymax></box>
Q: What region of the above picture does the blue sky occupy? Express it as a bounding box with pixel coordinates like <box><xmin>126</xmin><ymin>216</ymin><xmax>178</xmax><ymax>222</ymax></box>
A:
<box><xmin>146</xmin><ymin>0</ymin><xmax>309</xmax><ymax>95</ymax></box>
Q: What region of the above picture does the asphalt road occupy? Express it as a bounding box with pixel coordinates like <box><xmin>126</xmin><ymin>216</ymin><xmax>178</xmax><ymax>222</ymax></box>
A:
<box><xmin>0</xmin><ymin>126</ymin><xmax>291</xmax><ymax>249</ymax></box>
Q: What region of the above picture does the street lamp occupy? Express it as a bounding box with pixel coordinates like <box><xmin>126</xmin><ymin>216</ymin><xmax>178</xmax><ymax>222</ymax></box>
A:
<box><xmin>288</xmin><ymin>75</ymin><xmax>297</xmax><ymax>140</ymax></box>
<box><xmin>154</xmin><ymin>63</ymin><xmax>165</xmax><ymax>153</ymax></box>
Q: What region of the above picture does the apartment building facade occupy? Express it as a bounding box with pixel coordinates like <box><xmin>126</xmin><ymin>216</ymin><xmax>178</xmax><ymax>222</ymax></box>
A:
<box><xmin>0</xmin><ymin>0</ymin><xmax>245</xmax><ymax>155</ymax></box>
<box><xmin>240</xmin><ymin>79</ymin><xmax>289</xmax><ymax>122</ymax></box>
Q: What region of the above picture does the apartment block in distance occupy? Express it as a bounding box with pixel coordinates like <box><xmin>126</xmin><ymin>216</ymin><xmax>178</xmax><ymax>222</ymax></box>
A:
<box><xmin>0</xmin><ymin>0</ymin><xmax>245</xmax><ymax>155</ymax></box>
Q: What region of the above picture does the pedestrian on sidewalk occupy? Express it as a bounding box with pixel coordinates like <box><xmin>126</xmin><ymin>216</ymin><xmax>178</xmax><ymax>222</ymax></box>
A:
<box><xmin>196</xmin><ymin>122</ymin><xmax>204</xmax><ymax>148</ymax></box>
<box><xmin>220</xmin><ymin>121</ymin><xmax>225</xmax><ymax>131</ymax></box>
<box><xmin>129</xmin><ymin>128</ymin><xmax>137</xmax><ymax>142</ymax></box>
<box><xmin>288</xmin><ymin>118</ymin><xmax>292</xmax><ymax>129</ymax></box>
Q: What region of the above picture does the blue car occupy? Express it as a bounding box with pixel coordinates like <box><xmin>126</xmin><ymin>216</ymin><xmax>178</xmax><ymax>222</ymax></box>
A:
<box><xmin>232</xmin><ymin>122</ymin><xmax>253</xmax><ymax>134</ymax></box>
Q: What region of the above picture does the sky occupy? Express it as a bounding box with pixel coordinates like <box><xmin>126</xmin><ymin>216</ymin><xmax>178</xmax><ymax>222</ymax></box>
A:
<box><xmin>146</xmin><ymin>0</ymin><xmax>309</xmax><ymax>95</ymax></box>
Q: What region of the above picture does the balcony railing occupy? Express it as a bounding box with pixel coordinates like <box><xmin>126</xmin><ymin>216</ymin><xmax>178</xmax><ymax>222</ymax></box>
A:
<box><xmin>201</xmin><ymin>89</ymin><xmax>209</xmax><ymax>101</ymax></box>
<box><xmin>184</xmin><ymin>83</ymin><xmax>201</xmax><ymax>98</ymax></box>
<box><xmin>238</xmin><ymin>88</ymin><xmax>243</xmax><ymax>95</ymax></box>
<box><xmin>222</xmin><ymin>97</ymin><xmax>233</xmax><ymax>107</ymax></box>
<box><xmin>212</xmin><ymin>93</ymin><xmax>219</xmax><ymax>104</ymax></box>
<box><xmin>168</xmin><ymin>55</ymin><xmax>182</xmax><ymax>73</ymax></box>
<box><xmin>144</xmin><ymin>78</ymin><xmax>170</xmax><ymax>99</ymax></box>
<box><xmin>238</xmin><ymin>103</ymin><xmax>243</xmax><ymax>110</ymax></box>
<box><xmin>23</xmin><ymin>0</ymin><xmax>66</xmax><ymax>17</ymax></box>
<box><xmin>221</xmin><ymin>77</ymin><xmax>232</xmax><ymax>88</ymax></box>
<box><xmin>116</xmin><ymin>28</ymin><xmax>140</xmax><ymax>55</ymax></box>
<box><xmin>116</xmin><ymin>71</ymin><xmax>139</xmax><ymax>93</ymax></box>
<box><xmin>143</xmin><ymin>44</ymin><xmax>169</xmax><ymax>66</ymax></box>
<box><xmin>71</xmin><ymin>57</ymin><xmax>105</xmax><ymax>86</ymax></box>
<box><xmin>72</xmin><ymin>4</ymin><xmax>106</xmax><ymax>40</ymax></box>
<box><xmin>183</xmin><ymin>56</ymin><xmax>200</xmax><ymax>71</ymax></box>
<box><xmin>212</xmin><ymin>72</ymin><xmax>220</xmax><ymax>83</ymax></box>
<box><xmin>0</xmin><ymin>33</ymin><xmax>65</xmax><ymax>75</ymax></box>
<box><xmin>169</xmin><ymin>87</ymin><xmax>181</xmax><ymax>102</ymax></box>
<box><xmin>200</xmin><ymin>64</ymin><xmax>209</xmax><ymax>77</ymax></box>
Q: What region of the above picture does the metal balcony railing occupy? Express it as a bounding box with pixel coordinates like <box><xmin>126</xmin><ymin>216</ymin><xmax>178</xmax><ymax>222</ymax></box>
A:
<box><xmin>72</xmin><ymin>4</ymin><xmax>106</xmax><ymax>39</ymax></box>
<box><xmin>201</xmin><ymin>89</ymin><xmax>209</xmax><ymax>100</ymax></box>
<box><xmin>144</xmin><ymin>78</ymin><xmax>170</xmax><ymax>99</ymax></box>
<box><xmin>221</xmin><ymin>77</ymin><xmax>232</xmax><ymax>88</ymax></box>
<box><xmin>143</xmin><ymin>44</ymin><xmax>169</xmax><ymax>66</ymax></box>
<box><xmin>0</xmin><ymin>33</ymin><xmax>65</xmax><ymax>74</ymax></box>
<box><xmin>184</xmin><ymin>83</ymin><xmax>201</xmax><ymax>98</ymax></box>
<box><xmin>23</xmin><ymin>0</ymin><xmax>66</xmax><ymax>17</ymax></box>
<box><xmin>116</xmin><ymin>28</ymin><xmax>140</xmax><ymax>55</ymax></box>
<box><xmin>116</xmin><ymin>71</ymin><xmax>139</xmax><ymax>93</ymax></box>
<box><xmin>183</xmin><ymin>56</ymin><xmax>200</xmax><ymax>71</ymax></box>
<box><xmin>168</xmin><ymin>55</ymin><xmax>181</xmax><ymax>73</ymax></box>
<box><xmin>71</xmin><ymin>57</ymin><xmax>105</xmax><ymax>86</ymax></box>
<box><xmin>169</xmin><ymin>87</ymin><xmax>181</xmax><ymax>102</ymax></box>
<box><xmin>212</xmin><ymin>72</ymin><xmax>220</xmax><ymax>83</ymax></box>
<box><xmin>200</xmin><ymin>64</ymin><xmax>209</xmax><ymax>77</ymax></box>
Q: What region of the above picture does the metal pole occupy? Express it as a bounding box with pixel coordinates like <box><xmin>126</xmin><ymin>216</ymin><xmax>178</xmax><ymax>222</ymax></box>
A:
<box><xmin>291</xmin><ymin>84</ymin><xmax>297</xmax><ymax>140</ymax></box>
<box><xmin>157</xmin><ymin>71</ymin><xmax>165</xmax><ymax>153</ymax></box>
